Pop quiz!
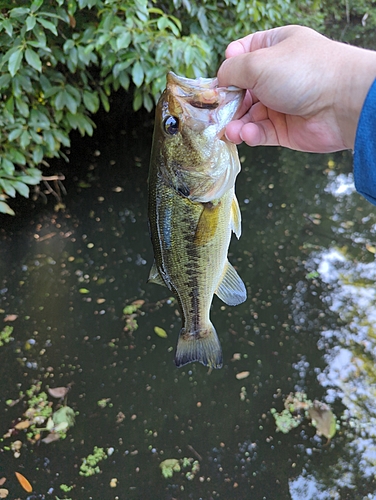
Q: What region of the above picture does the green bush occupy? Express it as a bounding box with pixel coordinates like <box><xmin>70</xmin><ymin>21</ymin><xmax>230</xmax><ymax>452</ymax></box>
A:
<box><xmin>0</xmin><ymin>0</ymin><xmax>374</xmax><ymax>215</ymax></box>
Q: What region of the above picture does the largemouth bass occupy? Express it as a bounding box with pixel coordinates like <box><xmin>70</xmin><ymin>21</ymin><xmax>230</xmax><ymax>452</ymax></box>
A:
<box><xmin>148</xmin><ymin>72</ymin><xmax>246</xmax><ymax>369</ymax></box>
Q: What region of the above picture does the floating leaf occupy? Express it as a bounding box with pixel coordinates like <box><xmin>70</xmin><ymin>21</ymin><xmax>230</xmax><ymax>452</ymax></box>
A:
<box><xmin>154</xmin><ymin>326</ymin><xmax>167</xmax><ymax>338</ymax></box>
<box><xmin>15</xmin><ymin>472</ymin><xmax>32</xmax><ymax>493</ymax></box>
<box><xmin>4</xmin><ymin>314</ymin><xmax>18</xmax><ymax>322</ymax></box>
<box><xmin>14</xmin><ymin>420</ymin><xmax>30</xmax><ymax>430</ymax></box>
<box><xmin>79</xmin><ymin>288</ymin><xmax>90</xmax><ymax>294</ymax></box>
<box><xmin>52</xmin><ymin>405</ymin><xmax>75</xmax><ymax>428</ymax></box>
<box><xmin>48</xmin><ymin>386</ymin><xmax>69</xmax><ymax>399</ymax></box>
<box><xmin>0</xmin><ymin>479</ymin><xmax>5</xmax><ymax>487</ymax></box>
<box><xmin>160</xmin><ymin>459</ymin><xmax>180</xmax><ymax>478</ymax></box>
<box><xmin>123</xmin><ymin>300</ymin><xmax>144</xmax><ymax>315</ymax></box>
<box><xmin>0</xmin><ymin>488</ymin><xmax>8</xmax><ymax>499</ymax></box>
<box><xmin>236</xmin><ymin>371</ymin><xmax>250</xmax><ymax>380</ymax></box>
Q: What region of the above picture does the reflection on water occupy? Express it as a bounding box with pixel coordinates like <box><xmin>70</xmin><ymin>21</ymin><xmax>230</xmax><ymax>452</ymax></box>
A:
<box><xmin>1</xmin><ymin>125</ymin><xmax>376</xmax><ymax>499</ymax></box>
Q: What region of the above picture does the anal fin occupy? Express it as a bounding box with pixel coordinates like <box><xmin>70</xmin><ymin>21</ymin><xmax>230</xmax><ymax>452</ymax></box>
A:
<box><xmin>215</xmin><ymin>261</ymin><xmax>247</xmax><ymax>306</ymax></box>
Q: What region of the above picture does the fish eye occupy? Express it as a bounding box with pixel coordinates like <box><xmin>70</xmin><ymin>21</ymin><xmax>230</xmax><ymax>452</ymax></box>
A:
<box><xmin>163</xmin><ymin>115</ymin><xmax>179</xmax><ymax>135</ymax></box>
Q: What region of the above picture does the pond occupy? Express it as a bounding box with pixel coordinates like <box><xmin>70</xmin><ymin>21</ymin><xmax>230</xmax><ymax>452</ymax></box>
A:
<box><xmin>1</xmin><ymin>111</ymin><xmax>376</xmax><ymax>500</ymax></box>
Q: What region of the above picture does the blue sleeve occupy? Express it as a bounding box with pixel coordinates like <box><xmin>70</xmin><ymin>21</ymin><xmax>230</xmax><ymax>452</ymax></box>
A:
<box><xmin>353</xmin><ymin>79</ymin><xmax>376</xmax><ymax>205</ymax></box>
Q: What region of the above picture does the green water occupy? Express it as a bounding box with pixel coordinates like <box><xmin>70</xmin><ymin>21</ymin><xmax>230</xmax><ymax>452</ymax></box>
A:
<box><xmin>1</xmin><ymin>123</ymin><xmax>376</xmax><ymax>500</ymax></box>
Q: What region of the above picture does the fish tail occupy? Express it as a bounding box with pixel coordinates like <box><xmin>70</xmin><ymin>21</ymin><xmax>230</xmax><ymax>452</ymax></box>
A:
<box><xmin>174</xmin><ymin>324</ymin><xmax>223</xmax><ymax>369</ymax></box>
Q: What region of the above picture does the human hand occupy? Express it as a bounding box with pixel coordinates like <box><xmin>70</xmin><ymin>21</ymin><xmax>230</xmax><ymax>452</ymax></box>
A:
<box><xmin>217</xmin><ymin>25</ymin><xmax>376</xmax><ymax>152</ymax></box>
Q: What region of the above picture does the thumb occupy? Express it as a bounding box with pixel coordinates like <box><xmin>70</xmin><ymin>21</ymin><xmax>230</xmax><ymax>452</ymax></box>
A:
<box><xmin>217</xmin><ymin>51</ymin><xmax>264</xmax><ymax>90</ymax></box>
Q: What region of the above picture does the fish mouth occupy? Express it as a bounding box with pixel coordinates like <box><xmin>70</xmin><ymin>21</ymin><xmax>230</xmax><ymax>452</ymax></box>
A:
<box><xmin>167</xmin><ymin>72</ymin><xmax>243</xmax><ymax>111</ymax></box>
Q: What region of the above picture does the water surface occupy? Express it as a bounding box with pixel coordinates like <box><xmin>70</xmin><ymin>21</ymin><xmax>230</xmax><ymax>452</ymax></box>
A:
<box><xmin>1</xmin><ymin>122</ymin><xmax>376</xmax><ymax>500</ymax></box>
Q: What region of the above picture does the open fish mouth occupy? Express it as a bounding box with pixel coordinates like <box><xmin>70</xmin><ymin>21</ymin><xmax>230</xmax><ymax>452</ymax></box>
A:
<box><xmin>166</xmin><ymin>71</ymin><xmax>243</xmax><ymax>112</ymax></box>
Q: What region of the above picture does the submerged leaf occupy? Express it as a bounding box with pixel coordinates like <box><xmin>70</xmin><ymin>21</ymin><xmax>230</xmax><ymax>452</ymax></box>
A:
<box><xmin>41</xmin><ymin>432</ymin><xmax>61</xmax><ymax>444</ymax></box>
<box><xmin>308</xmin><ymin>402</ymin><xmax>336</xmax><ymax>440</ymax></box>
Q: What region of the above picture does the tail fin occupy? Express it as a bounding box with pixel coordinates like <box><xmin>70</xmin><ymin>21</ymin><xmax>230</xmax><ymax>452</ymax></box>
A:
<box><xmin>174</xmin><ymin>324</ymin><xmax>223</xmax><ymax>369</ymax></box>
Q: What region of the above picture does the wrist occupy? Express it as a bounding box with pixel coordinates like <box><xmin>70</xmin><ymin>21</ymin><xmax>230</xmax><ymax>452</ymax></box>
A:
<box><xmin>334</xmin><ymin>43</ymin><xmax>376</xmax><ymax>149</ymax></box>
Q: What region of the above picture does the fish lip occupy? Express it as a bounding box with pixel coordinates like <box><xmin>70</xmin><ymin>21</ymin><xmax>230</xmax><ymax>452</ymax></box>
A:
<box><xmin>167</xmin><ymin>71</ymin><xmax>244</xmax><ymax>109</ymax></box>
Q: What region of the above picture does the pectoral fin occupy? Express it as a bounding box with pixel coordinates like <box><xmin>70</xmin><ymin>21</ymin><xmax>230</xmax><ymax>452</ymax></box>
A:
<box><xmin>147</xmin><ymin>261</ymin><xmax>167</xmax><ymax>287</ymax></box>
<box><xmin>215</xmin><ymin>261</ymin><xmax>247</xmax><ymax>305</ymax></box>
<box><xmin>194</xmin><ymin>201</ymin><xmax>220</xmax><ymax>246</ymax></box>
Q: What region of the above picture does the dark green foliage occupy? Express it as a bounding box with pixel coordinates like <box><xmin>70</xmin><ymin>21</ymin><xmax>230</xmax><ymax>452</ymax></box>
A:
<box><xmin>0</xmin><ymin>0</ymin><xmax>374</xmax><ymax>214</ymax></box>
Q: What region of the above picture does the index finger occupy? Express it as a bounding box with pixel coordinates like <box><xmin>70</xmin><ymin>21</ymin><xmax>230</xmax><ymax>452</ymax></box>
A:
<box><xmin>225</xmin><ymin>25</ymin><xmax>301</xmax><ymax>58</ymax></box>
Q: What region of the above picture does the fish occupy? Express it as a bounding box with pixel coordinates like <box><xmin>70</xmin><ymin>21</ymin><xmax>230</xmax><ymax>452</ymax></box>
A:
<box><xmin>147</xmin><ymin>72</ymin><xmax>246</xmax><ymax>369</ymax></box>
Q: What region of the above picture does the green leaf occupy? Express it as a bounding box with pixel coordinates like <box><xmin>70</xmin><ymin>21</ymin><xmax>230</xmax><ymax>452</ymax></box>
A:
<box><xmin>55</xmin><ymin>90</ymin><xmax>67</xmax><ymax>110</ymax></box>
<box><xmin>15</xmin><ymin>98</ymin><xmax>30</xmax><ymax>118</ymax></box>
<box><xmin>132</xmin><ymin>61</ymin><xmax>144</xmax><ymax>87</ymax></box>
<box><xmin>32</xmin><ymin>146</ymin><xmax>44</xmax><ymax>164</ymax></box>
<box><xmin>8</xmin><ymin>48</ymin><xmax>23</xmax><ymax>77</ymax></box>
<box><xmin>143</xmin><ymin>93</ymin><xmax>153</xmax><ymax>112</ymax></box>
<box><xmin>116</xmin><ymin>31</ymin><xmax>131</xmax><ymax>51</ymax></box>
<box><xmin>0</xmin><ymin>74</ymin><xmax>11</xmax><ymax>89</ymax></box>
<box><xmin>9</xmin><ymin>7</ymin><xmax>30</xmax><ymax>18</ymax></box>
<box><xmin>118</xmin><ymin>71</ymin><xmax>130</xmax><ymax>90</ymax></box>
<box><xmin>1</xmin><ymin>158</ymin><xmax>15</xmax><ymax>176</ymax></box>
<box><xmin>26</xmin><ymin>15</ymin><xmax>37</xmax><ymax>31</ymax></box>
<box><xmin>13</xmin><ymin>181</ymin><xmax>30</xmax><ymax>198</ymax></box>
<box><xmin>19</xmin><ymin>172</ymin><xmax>42</xmax><ymax>185</ymax></box>
<box><xmin>3</xmin><ymin>19</ymin><xmax>13</xmax><ymax>37</ymax></box>
<box><xmin>0</xmin><ymin>201</ymin><xmax>15</xmax><ymax>216</ymax></box>
<box><xmin>8</xmin><ymin>129</ymin><xmax>23</xmax><ymax>142</ymax></box>
<box><xmin>83</xmin><ymin>91</ymin><xmax>99</xmax><ymax>113</ymax></box>
<box><xmin>20</xmin><ymin>130</ymin><xmax>31</xmax><ymax>148</ymax></box>
<box><xmin>99</xmin><ymin>90</ymin><xmax>110</xmax><ymax>112</ymax></box>
<box><xmin>8</xmin><ymin>148</ymin><xmax>26</xmax><ymax>165</ymax></box>
<box><xmin>37</xmin><ymin>17</ymin><xmax>58</xmax><ymax>36</ymax></box>
<box><xmin>37</xmin><ymin>17</ymin><xmax>57</xmax><ymax>36</ymax></box>
<box><xmin>30</xmin><ymin>0</ymin><xmax>43</xmax><ymax>12</ymax></box>
<box><xmin>63</xmin><ymin>92</ymin><xmax>78</xmax><ymax>114</ymax></box>
<box><xmin>133</xmin><ymin>91</ymin><xmax>142</xmax><ymax>111</ymax></box>
<box><xmin>0</xmin><ymin>180</ymin><xmax>16</xmax><ymax>198</ymax></box>
<box><xmin>25</xmin><ymin>48</ymin><xmax>42</xmax><ymax>72</ymax></box>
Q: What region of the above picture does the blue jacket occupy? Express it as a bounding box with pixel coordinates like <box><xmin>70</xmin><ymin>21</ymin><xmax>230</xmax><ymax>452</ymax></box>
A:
<box><xmin>354</xmin><ymin>79</ymin><xmax>376</xmax><ymax>205</ymax></box>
